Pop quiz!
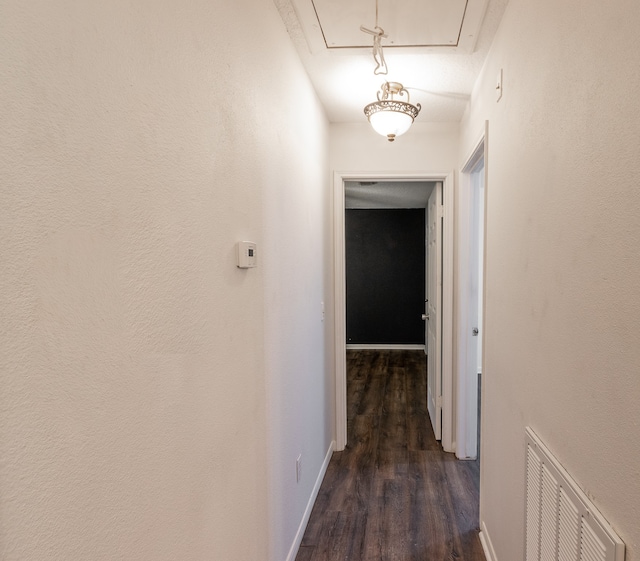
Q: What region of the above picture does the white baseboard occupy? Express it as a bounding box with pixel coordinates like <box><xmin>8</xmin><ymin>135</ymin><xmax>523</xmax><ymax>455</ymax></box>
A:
<box><xmin>346</xmin><ymin>344</ymin><xmax>425</xmax><ymax>351</ymax></box>
<box><xmin>285</xmin><ymin>440</ymin><xmax>335</xmax><ymax>561</ymax></box>
<box><xmin>479</xmin><ymin>520</ymin><xmax>498</xmax><ymax>561</ymax></box>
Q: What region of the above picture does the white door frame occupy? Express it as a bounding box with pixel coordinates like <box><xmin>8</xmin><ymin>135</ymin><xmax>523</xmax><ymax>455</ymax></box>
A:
<box><xmin>456</xmin><ymin>126</ymin><xmax>488</xmax><ymax>459</ymax></box>
<box><xmin>333</xmin><ymin>170</ymin><xmax>455</xmax><ymax>452</ymax></box>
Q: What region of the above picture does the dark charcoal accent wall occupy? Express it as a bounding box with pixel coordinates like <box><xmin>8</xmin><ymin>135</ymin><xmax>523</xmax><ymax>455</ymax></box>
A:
<box><xmin>346</xmin><ymin>209</ymin><xmax>425</xmax><ymax>345</ymax></box>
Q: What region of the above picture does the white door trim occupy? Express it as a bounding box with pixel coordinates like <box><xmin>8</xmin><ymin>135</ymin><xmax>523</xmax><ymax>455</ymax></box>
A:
<box><xmin>332</xmin><ymin>170</ymin><xmax>455</xmax><ymax>452</ymax></box>
<box><xmin>456</xmin><ymin>125</ymin><xmax>488</xmax><ymax>459</ymax></box>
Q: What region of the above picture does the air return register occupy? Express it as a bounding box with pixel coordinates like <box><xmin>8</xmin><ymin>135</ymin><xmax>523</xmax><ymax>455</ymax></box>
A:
<box><xmin>525</xmin><ymin>427</ymin><xmax>625</xmax><ymax>561</ymax></box>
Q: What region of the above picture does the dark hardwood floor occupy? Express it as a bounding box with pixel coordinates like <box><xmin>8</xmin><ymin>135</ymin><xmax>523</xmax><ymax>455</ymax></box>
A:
<box><xmin>296</xmin><ymin>349</ymin><xmax>484</xmax><ymax>561</ymax></box>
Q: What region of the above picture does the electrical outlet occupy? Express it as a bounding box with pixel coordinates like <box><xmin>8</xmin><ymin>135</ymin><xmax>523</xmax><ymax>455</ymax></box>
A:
<box><xmin>296</xmin><ymin>455</ymin><xmax>302</xmax><ymax>483</ymax></box>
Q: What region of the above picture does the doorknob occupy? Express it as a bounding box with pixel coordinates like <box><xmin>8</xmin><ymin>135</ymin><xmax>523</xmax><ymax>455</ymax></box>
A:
<box><xmin>422</xmin><ymin>314</ymin><xmax>429</xmax><ymax>321</ymax></box>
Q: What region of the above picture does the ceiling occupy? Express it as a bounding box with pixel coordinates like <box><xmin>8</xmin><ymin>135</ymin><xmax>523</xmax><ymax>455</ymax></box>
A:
<box><xmin>345</xmin><ymin>181</ymin><xmax>435</xmax><ymax>209</ymax></box>
<box><xmin>273</xmin><ymin>0</ymin><xmax>508</xmax><ymax>124</ymax></box>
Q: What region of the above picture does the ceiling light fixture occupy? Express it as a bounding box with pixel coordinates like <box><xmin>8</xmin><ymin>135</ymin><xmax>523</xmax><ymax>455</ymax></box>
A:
<box><xmin>361</xmin><ymin>1</ymin><xmax>421</xmax><ymax>142</ymax></box>
<box><xmin>364</xmin><ymin>81</ymin><xmax>421</xmax><ymax>142</ymax></box>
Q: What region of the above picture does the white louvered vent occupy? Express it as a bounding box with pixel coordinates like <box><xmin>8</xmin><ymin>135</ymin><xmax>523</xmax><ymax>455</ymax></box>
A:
<box><xmin>525</xmin><ymin>428</ymin><xmax>625</xmax><ymax>561</ymax></box>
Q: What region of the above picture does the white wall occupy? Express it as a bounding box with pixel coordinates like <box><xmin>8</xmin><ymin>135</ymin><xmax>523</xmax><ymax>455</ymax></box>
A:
<box><xmin>261</xmin><ymin>24</ymin><xmax>333</xmax><ymax>561</ymax></box>
<box><xmin>331</xmin><ymin>122</ymin><xmax>459</xmax><ymax>173</ymax></box>
<box><xmin>0</xmin><ymin>1</ymin><xmax>330</xmax><ymax>560</ymax></box>
<box><xmin>460</xmin><ymin>1</ymin><xmax>640</xmax><ymax>559</ymax></box>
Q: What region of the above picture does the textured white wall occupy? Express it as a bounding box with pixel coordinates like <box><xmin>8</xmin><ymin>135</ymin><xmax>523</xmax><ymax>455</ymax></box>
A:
<box><xmin>330</xmin><ymin>122</ymin><xmax>460</xmax><ymax>173</ymax></box>
<box><xmin>460</xmin><ymin>1</ymin><xmax>640</xmax><ymax>559</ymax></box>
<box><xmin>260</xmin><ymin>14</ymin><xmax>332</xmax><ymax>561</ymax></box>
<box><xmin>0</xmin><ymin>1</ymin><xmax>329</xmax><ymax>560</ymax></box>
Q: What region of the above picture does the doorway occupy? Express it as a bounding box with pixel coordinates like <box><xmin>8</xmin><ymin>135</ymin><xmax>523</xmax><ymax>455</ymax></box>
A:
<box><xmin>333</xmin><ymin>171</ymin><xmax>454</xmax><ymax>452</ymax></box>
<box><xmin>344</xmin><ymin>182</ymin><xmax>432</xmax><ymax>349</ymax></box>
<box><xmin>457</xmin><ymin>135</ymin><xmax>486</xmax><ymax>460</ymax></box>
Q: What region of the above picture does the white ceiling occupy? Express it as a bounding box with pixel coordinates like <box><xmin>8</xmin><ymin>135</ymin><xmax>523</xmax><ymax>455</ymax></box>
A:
<box><xmin>307</xmin><ymin>0</ymin><xmax>473</xmax><ymax>49</ymax></box>
<box><xmin>273</xmin><ymin>0</ymin><xmax>509</xmax><ymax>123</ymax></box>
<box><xmin>345</xmin><ymin>181</ymin><xmax>435</xmax><ymax>208</ymax></box>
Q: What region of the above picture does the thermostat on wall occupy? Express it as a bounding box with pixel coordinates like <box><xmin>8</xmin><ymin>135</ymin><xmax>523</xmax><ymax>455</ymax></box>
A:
<box><xmin>237</xmin><ymin>241</ymin><xmax>257</xmax><ymax>268</ymax></box>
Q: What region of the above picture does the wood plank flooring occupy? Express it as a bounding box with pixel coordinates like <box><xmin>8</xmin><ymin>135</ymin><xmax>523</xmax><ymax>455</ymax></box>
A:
<box><xmin>296</xmin><ymin>350</ymin><xmax>484</xmax><ymax>561</ymax></box>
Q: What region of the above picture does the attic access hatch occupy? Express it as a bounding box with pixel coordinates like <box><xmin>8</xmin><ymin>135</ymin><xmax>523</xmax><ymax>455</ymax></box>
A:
<box><xmin>291</xmin><ymin>0</ymin><xmax>489</xmax><ymax>53</ymax></box>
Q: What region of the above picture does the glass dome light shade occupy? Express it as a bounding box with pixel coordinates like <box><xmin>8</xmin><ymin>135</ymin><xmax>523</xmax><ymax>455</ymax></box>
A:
<box><xmin>368</xmin><ymin>108</ymin><xmax>413</xmax><ymax>139</ymax></box>
<box><xmin>364</xmin><ymin>98</ymin><xmax>421</xmax><ymax>142</ymax></box>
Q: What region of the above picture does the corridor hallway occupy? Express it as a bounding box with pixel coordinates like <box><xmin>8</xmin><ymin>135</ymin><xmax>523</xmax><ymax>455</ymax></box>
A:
<box><xmin>296</xmin><ymin>350</ymin><xmax>484</xmax><ymax>561</ymax></box>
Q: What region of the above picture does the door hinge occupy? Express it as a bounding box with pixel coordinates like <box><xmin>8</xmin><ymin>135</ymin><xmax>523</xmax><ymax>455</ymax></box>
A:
<box><xmin>436</xmin><ymin>395</ymin><xmax>443</xmax><ymax>408</ymax></box>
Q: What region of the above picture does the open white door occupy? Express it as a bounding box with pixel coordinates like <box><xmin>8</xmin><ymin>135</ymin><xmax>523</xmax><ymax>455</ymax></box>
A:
<box><xmin>456</xmin><ymin>133</ymin><xmax>486</xmax><ymax>459</ymax></box>
<box><xmin>464</xmin><ymin>168</ymin><xmax>483</xmax><ymax>457</ymax></box>
<box><xmin>426</xmin><ymin>182</ymin><xmax>443</xmax><ymax>440</ymax></box>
